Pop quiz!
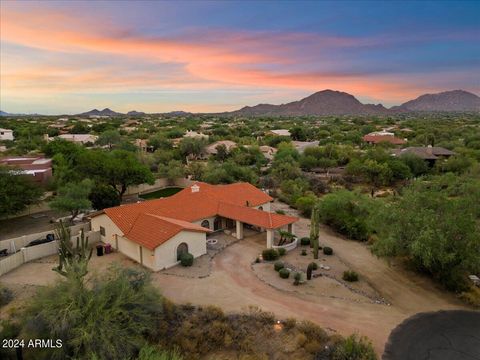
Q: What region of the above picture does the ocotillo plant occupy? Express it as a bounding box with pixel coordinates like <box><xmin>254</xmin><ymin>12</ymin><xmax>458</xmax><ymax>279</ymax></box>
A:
<box><xmin>53</xmin><ymin>220</ymin><xmax>93</xmax><ymax>282</ymax></box>
<box><xmin>310</xmin><ymin>205</ymin><xmax>320</xmax><ymax>259</ymax></box>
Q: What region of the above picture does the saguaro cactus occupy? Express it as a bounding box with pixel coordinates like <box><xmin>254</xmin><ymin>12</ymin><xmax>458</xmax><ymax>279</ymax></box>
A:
<box><xmin>310</xmin><ymin>205</ymin><xmax>320</xmax><ymax>259</ymax></box>
<box><xmin>53</xmin><ymin>220</ymin><xmax>93</xmax><ymax>281</ymax></box>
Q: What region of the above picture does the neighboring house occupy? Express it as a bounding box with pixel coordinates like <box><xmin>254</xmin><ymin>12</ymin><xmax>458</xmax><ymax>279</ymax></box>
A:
<box><xmin>266</xmin><ymin>129</ymin><xmax>291</xmax><ymax>137</ymax></box>
<box><xmin>259</xmin><ymin>145</ymin><xmax>277</xmax><ymax>161</ymax></box>
<box><xmin>363</xmin><ymin>131</ymin><xmax>406</xmax><ymax>145</ymax></box>
<box><xmin>56</xmin><ymin>134</ymin><xmax>98</xmax><ymax>144</ymax></box>
<box><xmin>0</xmin><ymin>156</ymin><xmax>53</xmax><ymax>184</ymax></box>
<box><xmin>204</xmin><ymin>140</ymin><xmax>237</xmax><ymax>156</ymax></box>
<box><xmin>292</xmin><ymin>140</ymin><xmax>319</xmax><ymax>154</ymax></box>
<box><xmin>90</xmin><ymin>182</ymin><xmax>298</xmax><ymax>271</ymax></box>
<box><xmin>183</xmin><ymin>130</ymin><xmax>209</xmax><ymax>140</ymax></box>
<box><xmin>0</xmin><ymin>128</ymin><xmax>14</xmax><ymax>141</ymax></box>
<box><xmin>392</xmin><ymin>146</ymin><xmax>456</xmax><ymax>166</ymax></box>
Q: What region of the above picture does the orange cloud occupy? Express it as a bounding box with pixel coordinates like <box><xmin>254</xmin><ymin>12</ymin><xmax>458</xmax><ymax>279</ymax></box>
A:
<box><xmin>0</xmin><ymin>3</ymin><xmax>441</xmax><ymax>109</ymax></box>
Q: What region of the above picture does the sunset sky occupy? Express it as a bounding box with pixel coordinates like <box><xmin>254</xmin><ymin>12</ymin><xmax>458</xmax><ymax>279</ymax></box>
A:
<box><xmin>1</xmin><ymin>1</ymin><xmax>479</xmax><ymax>114</ymax></box>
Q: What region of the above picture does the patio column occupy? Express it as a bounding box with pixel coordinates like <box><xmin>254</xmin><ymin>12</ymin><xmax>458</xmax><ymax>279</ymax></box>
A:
<box><xmin>288</xmin><ymin>223</ymin><xmax>295</xmax><ymax>235</ymax></box>
<box><xmin>236</xmin><ymin>220</ymin><xmax>244</xmax><ymax>240</ymax></box>
<box><xmin>266</xmin><ymin>229</ymin><xmax>274</xmax><ymax>248</ymax></box>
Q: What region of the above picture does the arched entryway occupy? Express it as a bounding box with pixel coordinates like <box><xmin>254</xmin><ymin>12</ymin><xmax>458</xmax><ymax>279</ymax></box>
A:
<box><xmin>176</xmin><ymin>242</ymin><xmax>188</xmax><ymax>260</ymax></box>
<box><xmin>201</xmin><ymin>220</ymin><xmax>210</xmax><ymax>229</ymax></box>
<box><xmin>258</xmin><ymin>206</ymin><xmax>263</xmax><ymax>211</ymax></box>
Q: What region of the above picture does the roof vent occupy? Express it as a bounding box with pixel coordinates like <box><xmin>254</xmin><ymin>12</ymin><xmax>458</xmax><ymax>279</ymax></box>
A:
<box><xmin>191</xmin><ymin>184</ymin><xmax>200</xmax><ymax>193</ymax></box>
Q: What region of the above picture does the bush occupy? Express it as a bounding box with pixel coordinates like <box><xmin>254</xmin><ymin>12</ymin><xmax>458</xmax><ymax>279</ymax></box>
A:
<box><xmin>301</xmin><ymin>249</ymin><xmax>307</xmax><ymax>256</ymax></box>
<box><xmin>278</xmin><ymin>248</ymin><xmax>286</xmax><ymax>256</ymax></box>
<box><xmin>293</xmin><ymin>272</ymin><xmax>302</xmax><ymax>285</ymax></box>
<box><xmin>262</xmin><ymin>248</ymin><xmax>279</xmax><ymax>261</ymax></box>
<box><xmin>459</xmin><ymin>287</ymin><xmax>480</xmax><ymax>307</ymax></box>
<box><xmin>279</xmin><ymin>268</ymin><xmax>290</xmax><ymax>279</ymax></box>
<box><xmin>255</xmin><ymin>257</ymin><xmax>260</xmax><ymax>263</ymax></box>
<box><xmin>300</xmin><ymin>237</ymin><xmax>310</xmax><ymax>246</ymax></box>
<box><xmin>342</xmin><ymin>270</ymin><xmax>359</xmax><ymax>282</ymax></box>
<box><xmin>309</xmin><ymin>262</ymin><xmax>318</xmax><ymax>270</ymax></box>
<box><xmin>0</xmin><ymin>286</ymin><xmax>13</xmax><ymax>308</ymax></box>
<box><xmin>323</xmin><ymin>247</ymin><xmax>333</xmax><ymax>255</ymax></box>
<box><xmin>332</xmin><ymin>334</ymin><xmax>377</xmax><ymax>360</ymax></box>
<box><xmin>275</xmin><ymin>209</ymin><xmax>286</xmax><ymax>215</ymax></box>
<box><xmin>180</xmin><ymin>252</ymin><xmax>194</xmax><ymax>267</ymax></box>
<box><xmin>274</xmin><ymin>261</ymin><xmax>285</xmax><ymax>272</ymax></box>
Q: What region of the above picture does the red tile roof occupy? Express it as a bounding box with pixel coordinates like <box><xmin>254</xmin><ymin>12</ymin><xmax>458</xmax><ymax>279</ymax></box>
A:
<box><xmin>363</xmin><ymin>135</ymin><xmax>405</xmax><ymax>145</ymax></box>
<box><xmin>99</xmin><ymin>182</ymin><xmax>297</xmax><ymax>249</ymax></box>
<box><xmin>123</xmin><ymin>214</ymin><xmax>211</xmax><ymax>250</ymax></box>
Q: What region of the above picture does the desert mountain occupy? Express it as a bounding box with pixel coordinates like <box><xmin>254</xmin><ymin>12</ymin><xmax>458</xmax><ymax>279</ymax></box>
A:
<box><xmin>395</xmin><ymin>90</ymin><xmax>480</xmax><ymax>112</ymax></box>
<box><xmin>126</xmin><ymin>110</ymin><xmax>146</xmax><ymax>116</ymax></box>
<box><xmin>232</xmin><ymin>90</ymin><xmax>391</xmax><ymax>116</ymax></box>
<box><xmin>76</xmin><ymin>108</ymin><xmax>124</xmax><ymax>117</ymax></box>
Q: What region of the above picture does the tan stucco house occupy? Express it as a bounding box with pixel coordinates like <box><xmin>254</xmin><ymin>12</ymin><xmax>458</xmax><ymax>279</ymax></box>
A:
<box><xmin>90</xmin><ymin>182</ymin><xmax>298</xmax><ymax>271</ymax></box>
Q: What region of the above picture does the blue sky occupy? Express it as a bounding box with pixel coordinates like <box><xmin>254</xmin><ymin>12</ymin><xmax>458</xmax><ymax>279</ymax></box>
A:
<box><xmin>1</xmin><ymin>0</ymin><xmax>479</xmax><ymax>114</ymax></box>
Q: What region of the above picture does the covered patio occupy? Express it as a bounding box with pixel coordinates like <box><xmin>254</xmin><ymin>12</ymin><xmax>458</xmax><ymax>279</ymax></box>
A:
<box><xmin>206</xmin><ymin>202</ymin><xmax>298</xmax><ymax>249</ymax></box>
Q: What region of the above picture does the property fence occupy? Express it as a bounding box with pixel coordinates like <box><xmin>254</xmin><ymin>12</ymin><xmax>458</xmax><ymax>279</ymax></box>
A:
<box><xmin>0</xmin><ymin>225</ymin><xmax>100</xmax><ymax>276</ymax></box>
<box><xmin>0</xmin><ymin>222</ymin><xmax>90</xmax><ymax>253</ymax></box>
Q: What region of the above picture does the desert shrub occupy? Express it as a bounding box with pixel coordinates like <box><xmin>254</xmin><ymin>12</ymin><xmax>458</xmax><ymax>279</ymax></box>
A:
<box><xmin>275</xmin><ymin>209</ymin><xmax>286</xmax><ymax>215</ymax></box>
<box><xmin>262</xmin><ymin>249</ymin><xmax>279</xmax><ymax>261</ymax></box>
<box><xmin>279</xmin><ymin>268</ymin><xmax>290</xmax><ymax>279</ymax></box>
<box><xmin>137</xmin><ymin>345</ymin><xmax>184</xmax><ymax>360</ymax></box>
<box><xmin>255</xmin><ymin>257</ymin><xmax>261</xmax><ymax>263</ymax></box>
<box><xmin>293</xmin><ymin>272</ymin><xmax>302</xmax><ymax>285</ymax></box>
<box><xmin>301</xmin><ymin>249</ymin><xmax>307</xmax><ymax>256</ymax></box>
<box><xmin>343</xmin><ymin>270</ymin><xmax>359</xmax><ymax>282</ymax></box>
<box><xmin>317</xmin><ymin>190</ymin><xmax>375</xmax><ymax>241</ymax></box>
<box><xmin>297</xmin><ymin>320</ymin><xmax>329</xmax><ymax>344</ymax></box>
<box><xmin>274</xmin><ymin>261</ymin><xmax>284</xmax><ymax>272</ymax></box>
<box><xmin>309</xmin><ymin>262</ymin><xmax>318</xmax><ymax>270</ymax></box>
<box><xmin>180</xmin><ymin>252</ymin><xmax>194</xmax><ymax>267</ymax></box>
<box><xmin>300</xmin><ymin>237</ymin><xmax>310</xmax><ymax>246</ymax></box>
<box><xmin>283</xmin><ymin>317</ymin><xmax>297</xmax><ymax>330</ymax></box>
<box><xmin>459</xmin><ymin>287</ymin><xmax>480</xmax><ymax>307</ymax></box>
<box><xmin>278</xmin><ymin>248</ymin><xmax>286</xmax><ymax>256</ymax></box>
<box><xmin>0</xmin><ymin>286</ymin><xmax>13</xmax><ymax>308</ymax></box>
<box><xmin>323</xmin><ymin>247</ymin><xmax>333</xmax><ymax>255</ymax></box>
<box><xmin>21</xmin><ymin>266</ymin><xmax>163</xmax><ymax>360</ymax></box>
<box><xmin>332</xmin><ymin>334</ymin><xmax>377</xmax><ymax>360</ymax></box>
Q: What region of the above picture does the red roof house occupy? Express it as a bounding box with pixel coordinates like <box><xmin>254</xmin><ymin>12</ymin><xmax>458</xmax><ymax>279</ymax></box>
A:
<box><xmin>90</xmin><ymin>182</ymin><xmax>298</xmax><ymax>271</ymax></box>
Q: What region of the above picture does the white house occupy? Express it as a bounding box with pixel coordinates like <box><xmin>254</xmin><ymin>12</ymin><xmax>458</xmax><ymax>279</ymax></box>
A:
<box><xmin>0</xmin><ymin>128</ymin><xmax>14</xmax><ymax>141</ymax></box>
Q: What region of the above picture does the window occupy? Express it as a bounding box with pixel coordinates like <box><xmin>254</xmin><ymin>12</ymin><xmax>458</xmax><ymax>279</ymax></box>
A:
<box><xmin>258</xmin><ymin>206</ymin><xmax>263</xmax><ymax>211</ymax></box>
<box><xmin>100</xmin><ymin>226</ymin><xmax>105</xmax><ymax>236</ymax></box>
<box><xmin>201</xmin><ymin>220</ymin><xmax>210</xmax><ymax>229</ymax></box>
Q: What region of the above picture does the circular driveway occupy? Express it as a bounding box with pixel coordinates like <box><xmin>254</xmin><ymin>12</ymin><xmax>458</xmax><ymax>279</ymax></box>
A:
<box><xmin>383</xmin><ymin>310</ymin><xmax>480</xmax><ymax>360</ymax></box>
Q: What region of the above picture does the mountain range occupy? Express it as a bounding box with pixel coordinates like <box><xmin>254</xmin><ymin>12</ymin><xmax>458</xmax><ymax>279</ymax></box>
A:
<box><xmin>1</xmin><ymin>90</ymin><xmax>479</xmax><ymax>116</ymax></box>
<box><xmin>231</xmin><ymin>89</ymin><xmax>480</xmax><ymax>116</ymax></box>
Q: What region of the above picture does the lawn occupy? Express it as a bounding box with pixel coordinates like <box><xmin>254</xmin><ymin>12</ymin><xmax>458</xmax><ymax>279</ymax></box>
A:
<box><xmin>140</xmin><ymin>187</ymin><xmax>183</xmax><ymax>199</ymax></box>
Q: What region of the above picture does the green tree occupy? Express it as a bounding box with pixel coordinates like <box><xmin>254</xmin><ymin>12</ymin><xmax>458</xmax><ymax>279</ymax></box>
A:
<box><xmin>96</xmin><ymin>130</ymin><xmax>121</xmax><ymax>150</ymax></box>
<box><xmin>50</xmin><ymin>179</ymin><xmax>93</xmax><ymax>221</ymax></box>
<box><xmin>22</xmin><ymin>267</ymin><xmax>163</xmax><ymax>360</ymax></box>
<box><xmin>0</xmin><ymin>167</ymin><xmax>43</xmax><ymax>218</ymax></box>
<box><xmin>89</xmin><ymin>184</ymin><xmax>121</xmax><ymax>210</ymax></box>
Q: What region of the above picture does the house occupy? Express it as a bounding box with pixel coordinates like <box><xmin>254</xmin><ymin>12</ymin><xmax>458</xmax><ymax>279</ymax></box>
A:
<box><xmin>0</xmin><ymin>128</ymin><xmax>14</xmax><ymax>141</ymax></box>
<box><xmin>90</xmin><ymin>182</ymin><xmax>298</xmax><ymax>271</ymax></box>
<box><xmin>259</xmin><ymin>145</ymin><xmax>277</xmax><ymax>161</ymax></box>
<box><xmin>183</xmin><ymin>130</ymin><xmax>209</xmax><ymax>140</ymax></box>
<box><xmin>266</xmin><ymin>129</ymin><xmax>291</xmax><ymax>137</ymax></box>
<box><xmin>0</xmin><ymin>156</ymin><xmax>53</xmax><ymax>184</ymax></box>
<box><xmin>204</xmin><ymin>140</ymin><xmax>237</xmax><ymax>156</ymax></box>
<box><xmin>292</xmin><ymin>140</ymin><xmax>319</xmax><ymax>154</ymax></box>
<box><xmin>362</xmin><ymin>131</ymin><xmax>406</xmax><ymax>145</ymax></box>
<box><xmin>57</xmin><ymin>134</ymin><xmax>98</xmax><ymax>144</ymax></box>
<box><xmin>391</xmin><ymin>146</ymin><xmax>455</xmax><ymax>166</ymax></box>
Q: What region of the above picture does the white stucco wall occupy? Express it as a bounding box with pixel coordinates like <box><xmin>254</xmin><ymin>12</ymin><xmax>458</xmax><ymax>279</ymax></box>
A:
<box><xmin>90</xmin><ymin>213</ymin><xmax>123</xmax><ymax>247</ymax></box>
<box><xmin>193</xmin><ymin>216</ymin><xmax>217</xmax><ymax>230</ymax></box>
<box><xmin>255</xmin><ymin>201</ymin><xmax>271</xmax><ymax>212</ymax></box>
<box><xmin>154</xmin><ymin>230</ymin><xmax>207</xmax><ymax>271</ymax></box>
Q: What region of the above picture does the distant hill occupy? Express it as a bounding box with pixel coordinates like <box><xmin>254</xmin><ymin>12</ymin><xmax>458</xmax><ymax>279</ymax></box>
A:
<box><xmin>232</xmin><ymin>90</ymin><xmax>392</xmax><ymax>116</ymax></box>
<box><xmin>395</xmin><ymin>90</ymin><xmax>480</xmax><ymax>112</ymax></box>
<box><xmin>0</xmin><ymin>111</ymin><xmax>11</xmax><ymax>116</ymax></box>
<box><xmin>76</xmin><ymin>108</ymin><xmax>124</xmax><ymax>117</ymax></box>
<box><xmin>126</xmin><ymin>110</ymin><xmax>145</xmax><ymax>116</ymax></box>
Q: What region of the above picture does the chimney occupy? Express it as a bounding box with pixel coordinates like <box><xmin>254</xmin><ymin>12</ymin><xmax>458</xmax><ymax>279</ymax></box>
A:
<box><xmin>191</xmin><ymin>184</ymin><xmax>200</xmax><ymax>193</ymax></box>
<box><xmin>426</xmin><ymin>145</ymin><xmax>433</xmax><ymax>154</ymax></box>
